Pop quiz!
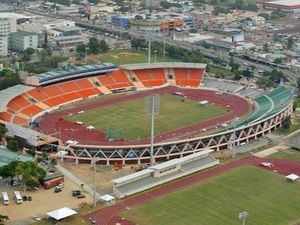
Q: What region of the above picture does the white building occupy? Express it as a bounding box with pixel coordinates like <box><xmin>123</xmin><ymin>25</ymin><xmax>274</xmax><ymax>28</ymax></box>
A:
<box><xmin>9</xmin><ymin>31</ymin><xmax>38</xmax><ymax>51</ymax></box>
<box><xmin>0</xmin><ymin>34</ymin><xmax>8</xmax><ymax>57</ymax></box>
<box><xmin>43</xmin><ymin>20</ymin><xmax>76</xmax><ymax>31</ymax></box>
<box><xmin>0</xmin><ymin>17</ymin><xmax>16</xmax><ymax>35</ymax></box>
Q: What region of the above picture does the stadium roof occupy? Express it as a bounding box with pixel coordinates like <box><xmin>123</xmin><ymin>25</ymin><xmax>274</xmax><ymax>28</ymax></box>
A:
<box><xmin>120</xmin><ymin>62</ymin><xmax>207</xmax><ymax>70</ymax></box>
<box><xmin>0</xmin><ymin>85</ymin><xmax>34</xmax><ymax>112</ymax></box>
<box><xmin>0</xmin><ymin>145</ymin><xmax>34</xmax><ymax>167</ymax></box>
<box><xmin>30</xmin><ymin>63</ymin><xmax>117</xmax><ymax>85</ymax></box>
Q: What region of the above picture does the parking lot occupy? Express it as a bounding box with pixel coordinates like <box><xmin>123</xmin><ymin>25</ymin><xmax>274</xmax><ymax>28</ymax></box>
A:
<box><xmin>0</xmin><ymin>177</ymin><xmax>92</xmax><ymax>224</ymax></box>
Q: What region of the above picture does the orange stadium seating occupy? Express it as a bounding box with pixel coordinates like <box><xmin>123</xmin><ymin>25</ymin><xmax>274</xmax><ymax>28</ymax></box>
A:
<box><xmin>77</xmin><ymin>88</ymin><xmax>101</xmax><ymax>98</ymax></box>
<box><xmin>20</xmin><ymin>105</ymin><xmax>43</xmax><ymax>117</ymax></box>
<box><xmin>174</xmin><ymin>68</ymin><xmax>203</xmax><ymax>87</ymax></box>
<box><xmin>61</xmin><ymin>92</ymin><xmax>82</xmax><ymax>102</ymax></box>
<box><xmin>57</xmin><ymin>81</ymin><xmax>80</xmax><ymax>93</ymax></box>
<box><xmin>97</xmin><ymin>75</ymin><xmax>115</xmax><ymax>86</ymax></box>
<box><xmin>12</xmin><ymin>116</ymin><xmax>28</xmax><ymax>126</ymax></box>
<box><xmin>0</xmin><ymin>112</ymin><xmax>13</xmax><ymax>122</ymax></box>
<box><xmin>75</xmin><ymin>79</ymin><xmax>94</xmax><ymax>89</ymax></box>
<box><xmin>134</xmin><ymin>69</ymin><xmax>167</xmax><ymax>87</ymax></box>
<box><xmin>44</xmin><ymin>96</ymin><xmax>67</xmax><ymax>107</ymax></box>
<box><xmin>42</xmin><ymin>86</ymin><xmax>64</xmax><ymax>97</ymax></box>
<box><xmin>27</xmin><ymin>89</ymin><xmax>49</xmax><ymax>101</ymax></box>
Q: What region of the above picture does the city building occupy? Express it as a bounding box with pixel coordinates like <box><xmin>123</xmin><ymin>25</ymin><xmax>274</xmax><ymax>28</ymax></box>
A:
<box><xmin>0</xmin><ymin>17</ymin><xmax>15</xmax><ymax>35</ymax></box>
<box><xmin>0</xmin><ymin>34</ymin><xmax>8</xmax><ymax>57</ymax></box>
<box><xmin>109</xmin><ymin>15</ymin><xmax>131</xmax><ymax>28</ymax></box>
<box><xmin>130</xmin><ymin>19</ymin><xmax>161</xmax><ymax>32</ymax></box>
<box><xmin>160</xmin><ymin>18</ymin><xmax>184</xmax><ymax>32</ymax></box>
<box><xmin>257</xmin><ymin>0</ymin><xmax>300</xmax><ymax>12</ymax></box>
<box><xmin>52</xmin><ymin>26</ymin><xmax>85</xmax><ymax>48</ymax></box>
<box><xmin>9</xmin><ymin>31</ymin><xmax>38</xmax><ymax>51</ymax></box>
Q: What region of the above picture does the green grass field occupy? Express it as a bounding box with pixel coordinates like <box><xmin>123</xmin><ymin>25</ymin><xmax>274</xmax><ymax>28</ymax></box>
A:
<box><xmin>97</xmin><ymin>50</ymin><xmax>176</xmax><ymax>65</ymax></box>
<box><xmin>120</xmin><ymin>166</ymin><xmax>300</xmax><ymax>225</ymax></box>
<box><xmin>67</xmin><ymin>94</ymin><xmax>228</xmax><ymax>140</ymax></box>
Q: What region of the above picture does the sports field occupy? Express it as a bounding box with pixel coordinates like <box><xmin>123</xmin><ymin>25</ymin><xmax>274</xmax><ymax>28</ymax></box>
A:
<box><xmin>67</xmin><ymin>94</ymin><xmax>228</xmax><ymax>140</ymax></box>
<box><xmin>120</xmin><ymin>166</ymin><xmax>300</xmax><ymax>225</ymax></box>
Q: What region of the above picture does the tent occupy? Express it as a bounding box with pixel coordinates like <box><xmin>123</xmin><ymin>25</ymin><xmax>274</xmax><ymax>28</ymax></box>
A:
<box><xmin>100</xmin><ymin>194</ymin><xmax>115</xmax><ymax>205</ymax></box>
<box><xmin>46</xmin><ymin>207</ymin><xmax>77</xmax><ymax>220</ymax></box>
<box><xmin>286</xmin><ymin>174</ymin><xmax>299</xmax><ymax>182</ymax></box>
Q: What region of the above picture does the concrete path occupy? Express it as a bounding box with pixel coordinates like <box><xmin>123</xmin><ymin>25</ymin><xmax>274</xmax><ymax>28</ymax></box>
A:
<box><xmin>252</xmin><ymin>145</ymin><xmax>289</xmax><ymax>158</ymax></box>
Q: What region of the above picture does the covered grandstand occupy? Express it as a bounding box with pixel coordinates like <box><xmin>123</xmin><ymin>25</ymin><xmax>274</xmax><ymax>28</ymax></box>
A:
<box><xmin>112</xmin><ymin>149</ymin><xmax>219</xmax><ymax>198</ymax></box>
<box><xmin>0</xmin><ymin>62</ymin><xmax>294</xmax><ymax>164</ymax></box>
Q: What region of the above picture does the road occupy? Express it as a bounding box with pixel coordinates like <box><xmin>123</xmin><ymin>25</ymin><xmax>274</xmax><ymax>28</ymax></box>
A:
<box><xmin>19</xmin><ymin>8</ymin><xmax>299</xmax><ymax>83</ymax></box>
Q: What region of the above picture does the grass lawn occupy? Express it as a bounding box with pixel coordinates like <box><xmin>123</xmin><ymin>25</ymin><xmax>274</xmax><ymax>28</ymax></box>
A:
<box><xmin>268</xmin><ymin>149</ymin><xmax>300</xmax><ymax>162</ymax></box>
<box><xmin>120</xmin><ymin>166</ymin><xmax>300</xmax><ymax>225</ymax></box>
<box><xmin>95</xmin><ymin>50</ymin><xmax>176</xmax><ymax>65</ymax></box>
<box><xmin>276</xmin><ymin>121</ymin><xmax>300</xmax><ymax>136</ymax></box>
<box><xmin>67</xmin><ymin>94</ymin><xmax>228</xmax><ymax>140</ymax></box>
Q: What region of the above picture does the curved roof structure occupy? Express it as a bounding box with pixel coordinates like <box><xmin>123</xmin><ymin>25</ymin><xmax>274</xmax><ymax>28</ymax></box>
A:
<box><xmin>120</xmin><ymin>62</ymin><xmax>206</xmax><ymax>71</ymax></box>
<box><xmin>0</xmin><ymin>85</ymin><xmax>34</xmax><ymax>112</ymax></box>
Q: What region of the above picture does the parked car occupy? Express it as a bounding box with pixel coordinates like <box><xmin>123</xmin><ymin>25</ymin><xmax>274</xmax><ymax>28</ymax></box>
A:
<box><xmin>72</xmin><ymin>190</ymin><xmax>81</xmax><ymax>197</ymax></box>
<box><xmin>54</xmin><ymin>186</ymin><xmax>62</xmax><ymax>193</ymax></box>
<box><xmin>32</xmin><ymin>216</ymin><xmax>40</xmax><ymax>221</ymax></box>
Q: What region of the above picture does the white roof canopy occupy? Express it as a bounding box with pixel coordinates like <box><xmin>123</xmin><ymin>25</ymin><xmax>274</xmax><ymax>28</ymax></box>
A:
<box><xmin>46</xmin><ymin>207</ymin><xmax>77</xmax><ymax>220</ymax></box>
<box><xmin>286</xmin><ymin>174</ymin><xmax>299</xmax><ymax>181</ymax></box>
<box><xmin>100</xmin><ymin>194</ymin><xmax>115</xmax><ymax>202</ymax></box>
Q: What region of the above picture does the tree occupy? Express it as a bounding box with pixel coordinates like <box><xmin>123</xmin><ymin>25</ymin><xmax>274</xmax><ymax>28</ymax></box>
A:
<box><xmin>297</xmin><ymin>78</ymin><xmax>300</xmax><ymax>90</ymax></box>
<box><xmin>7</xmin><ymin>139</ymin><xmax>19</xmax><ymax>152</ymax></box>
<box><xmin>263</xmin><ymin>43</ymin><xmax>270</xmax><ymax>52</ymax></box>
<box><xmin>76</xmin><ymin>44</ymin><xmax>86</xmax><ymax>59</ymax></box>
<box><xmin>27</xmin><ymin>148</ymin><xmax>36</xmax><ymax>157</ymax></box>
<box><xmin>15</xmin><ymin>161</ymin><xmax>46</xmax><ymax>189</ymax></box>
<box><xmin>99</xmin><ymin>39</ymin><xmax>109</xmax><ymax>52</ymax></box>
<box><xmin>24</xmin><ymin>48</ymin><xmax>35</xmax><ymax>56</ymax></box>
<box><xmin>229</xmin><ymin>58</ymin><xmax>240</xmax><ymax>72</ymax></box>
<box><xmin>0</xmin><ymin>215</ymin><xmax>8</xmax><ymax>225</ymax></box>
<box><xmin>273</xmin><ymin>57</ymin><xmax>284</xmax><ymax>65</ymax></box>
<box><xmin>287</xmin><ymin>37</ymin><xmax>294</xmax><ymax>50</ymax></box>
<box><xmin>88</xmin><ymin>37</ymin><xmax>101</xmax><ymax>54</ymax></box>
<box><xmin>0</xmin><ymin>125</ymin><xmax>7</xmax><ymax>141</ymax></box>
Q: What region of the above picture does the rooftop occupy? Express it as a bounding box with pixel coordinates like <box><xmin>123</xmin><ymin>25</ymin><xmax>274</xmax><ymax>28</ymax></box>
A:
<box><xmin>0</xmin><ymin>145</ymin><xmax>34</xmax><ymax>167</ymax></box>
<box><xmin>0</xmin><ymin>84</ymin><xmax>34</xmax><ymax>112</ymax></box>
<box><xmin>53</xmin><ymin>26</ymin><xmax>82</xmax><ymax>33</ymax></box>
<box><xmin>264</xmin><ymin>0</ymin><xmax>300</xmax><ymax>7</ymax></box>
<box><xmin>120</xmin><ymin>62</ymin><xmax>207</xmax><ymax>71</ymax></box>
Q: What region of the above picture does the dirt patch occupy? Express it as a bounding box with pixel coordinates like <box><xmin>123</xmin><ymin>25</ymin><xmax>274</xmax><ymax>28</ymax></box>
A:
<box><xmin>0</xmin><ymin>178</ymin><xmax>92</xmax><ymax>223</ymax></box>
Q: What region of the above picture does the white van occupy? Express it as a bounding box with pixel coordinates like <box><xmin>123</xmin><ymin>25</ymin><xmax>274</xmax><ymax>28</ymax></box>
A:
<box><xmin>14</xmin><ymin>191</ymin><xmax>22</xmax><ymax>204</ymax></box>
<box><xmin>1</xmin><ymin>192</ymin><xmax>9</xmax><ymax>205</ymax></box>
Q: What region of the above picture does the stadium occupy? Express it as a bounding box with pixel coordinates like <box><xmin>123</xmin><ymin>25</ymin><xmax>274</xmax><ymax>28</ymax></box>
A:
<box><xmin>0</xmin><ymin>62</ymin><xmax>294</xmax><ymax>165</ymax></box>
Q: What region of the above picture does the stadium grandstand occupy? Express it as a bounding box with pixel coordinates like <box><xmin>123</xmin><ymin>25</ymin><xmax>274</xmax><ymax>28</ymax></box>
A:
<box><xmin>0</xmin><ymin>62</ymin><xmax>294</xmax><ymax>164</ymax></box>
<box><xmin>112</xmin><ymin>149</ymin><xmax>219</xmax><ymax>199</ymax></box>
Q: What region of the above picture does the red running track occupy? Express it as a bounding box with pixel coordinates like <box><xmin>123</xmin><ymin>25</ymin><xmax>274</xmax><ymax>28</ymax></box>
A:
<box><xmin>39</xmin><ymin>86</ymin><xmax>251</xmax><ymax>145</ymax></box>
<box><xmin>86</xmin><ymin>157</ymin><xmax>300</xmax><ymax>225</ymax></box>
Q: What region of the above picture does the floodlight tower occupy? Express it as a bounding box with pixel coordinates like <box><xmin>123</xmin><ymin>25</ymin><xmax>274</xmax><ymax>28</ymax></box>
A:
<box><xmin>145</xmin><ymin>95</ymin><xmax>160</xmax><ymax>166</ymax></box>
<box><xmin>145</xmin><ymin>28</ymin><xmax>155</xmax><ymax>63</ymax></box>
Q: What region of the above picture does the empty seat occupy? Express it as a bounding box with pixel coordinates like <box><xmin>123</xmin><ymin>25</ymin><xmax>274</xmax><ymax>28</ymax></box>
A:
<box><xmin>20</xmin><ymin>105</ymin><xmax>43</xmax><ymax>116</ymax></box>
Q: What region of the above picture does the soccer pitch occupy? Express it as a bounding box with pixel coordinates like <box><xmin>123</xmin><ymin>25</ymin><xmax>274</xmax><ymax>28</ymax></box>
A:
<box><xmin>120</xmin><ymin>166</ymin><xmax>300</xmax><ymax>225</ymax></box>
<box><xmin>67</xmin><ymin>94</ymin><xmax>228</xmax><ymax>140</ymax></box>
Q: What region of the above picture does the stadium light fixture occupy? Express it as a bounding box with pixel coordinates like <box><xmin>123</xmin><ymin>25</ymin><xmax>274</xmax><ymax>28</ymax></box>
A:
<box><xmin>239</xmin><ymin>211</ymin><xmax>249</xmax><ymax>225</ymax></box>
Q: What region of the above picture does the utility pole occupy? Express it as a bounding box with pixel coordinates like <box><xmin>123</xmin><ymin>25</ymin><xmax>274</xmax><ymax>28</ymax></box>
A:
<box><xmin>145</xmin><ymin>27</ymin><xmax>155</xmax><ymax>64</ymax></box>
<box><xmin>92</xmin><ymin>157</ymin><xmax>99</xmax><ymax>207</ymax></box>
<box><xmin>145</xmin><ymin>95</ymin><xmax>160</xmax><ymax>166</ymax></box>
<box><xmin>154</xmin><ymin>50</ymin><xmax>158</xmax><ymax>63</ymax></box>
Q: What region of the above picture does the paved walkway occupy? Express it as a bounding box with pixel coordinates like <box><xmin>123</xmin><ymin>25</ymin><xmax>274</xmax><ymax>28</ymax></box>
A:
<box><xmin>252</xmin><ymin>145</ymin><xmax>289</xmax><ymax>158</ymax></box>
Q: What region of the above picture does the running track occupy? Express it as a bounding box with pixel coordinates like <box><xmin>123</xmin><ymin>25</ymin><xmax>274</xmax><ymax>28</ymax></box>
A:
<box><xmin>39</xmin><ymin>86</ymin><xmax>251</xmax><ymax>145</ymax></box>
<box><xmin>85</xmin><ymin>156</ymin><xmax>300</xmax><ymax>225</ymax></box>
